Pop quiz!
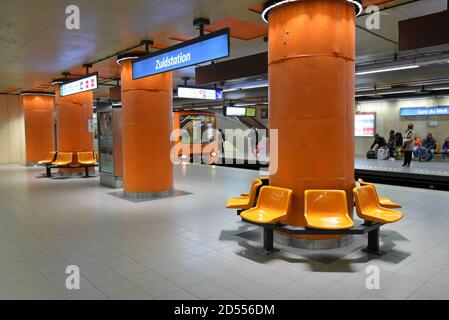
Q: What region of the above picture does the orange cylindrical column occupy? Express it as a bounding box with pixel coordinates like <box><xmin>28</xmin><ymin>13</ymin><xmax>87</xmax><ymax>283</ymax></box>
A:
<box><xmin>54</xmin><ymin>85</ymin><xmax>94</xmax><ymax>172</ymax></box>
<box><xmin>23</xmin><ymin>95</ymin><xmax>55</xmax><ymax>165</ymax></box>
<box><xmin>268</xmin><ymin>0</ymin><xmax>356</xmax><ymax>238</ymax></box>
<box><xmin>120</xmin><ymin>59</ymin><xmax>174</xmax><ymax>197</ymax></box>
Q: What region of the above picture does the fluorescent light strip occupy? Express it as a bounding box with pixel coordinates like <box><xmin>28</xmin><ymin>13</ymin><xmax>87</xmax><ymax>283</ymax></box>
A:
<box><xmin>381</xmin><ymin>90</ymin><xmax>417</xmax><ymax>95</ymax></box>
<box><xmin>223</xmin><ymin>83</ymin><xmax>269</xmax><ymax>92</ymax></box>
<box><xmin>262</xmin><ymin>0</ymin><xmax>362</xmax><ymax>23</ymax></box>
<box><xmin>430</xmin><ymin>87</ymin><xmax>449</xmax><ymax>91</ymax></box>
<box><xmin>356</xmin><ymin>65</ymin><xmax>419</xmax><ymax>75</ymax></box>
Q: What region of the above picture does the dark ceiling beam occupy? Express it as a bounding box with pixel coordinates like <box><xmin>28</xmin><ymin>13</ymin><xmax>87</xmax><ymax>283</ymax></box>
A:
<box><xmin>399</xmin><ymin>7</ymin><xmax>449</xmax><ymax>51</ymax></box>
<box><xmin>195</xmin><ymin>52</ymin><xmax>268</xmax><ymax>85</ymax></box>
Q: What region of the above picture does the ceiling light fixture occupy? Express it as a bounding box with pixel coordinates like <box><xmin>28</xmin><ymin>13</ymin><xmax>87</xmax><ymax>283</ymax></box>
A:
<box><xmin>356</xmin><ymin>65</ymin><xmax>419</xmax><ymax>76</ymax></box>
<box><xmin>116</xmin><ymin>54</ymin><xmax>143</xmax><ymax>66</ymax></box>
<box><xmin>261</xmin><ymin>0</ymin><xmax>362</xmax><ymax>23</ymax></box>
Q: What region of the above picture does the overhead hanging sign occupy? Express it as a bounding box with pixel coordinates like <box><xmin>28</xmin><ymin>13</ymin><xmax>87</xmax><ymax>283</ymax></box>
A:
<box><xmin>59</xmin><ymin>73</ymin><xmax>98</xmax><ymax>97</ymax></box>
<box><xmin>224</xmin><ymin>106</ymin><xmax>257</xmax><ymax>117</ymax></box>
<box><xmin>177</xmin><ymin>86</ymin><xmax>223</xmax><ymax>101</ymax></box>
<box><xmin>400</xmin><ymin>106</ymin><xmax>449</xmax><ymax>117</ymax></box>
<box><xmin>132</xmin><ymin>29</ymin><xmax>230</xmax><ymax>80</ymax></box>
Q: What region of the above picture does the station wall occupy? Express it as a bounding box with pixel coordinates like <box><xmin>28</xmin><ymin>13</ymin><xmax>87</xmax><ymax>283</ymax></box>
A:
<box><xmin>0</xmin><ymin>95</ymin><xmax>25</xmax><ymax>164</ymax></box>
<box><xmin>355</xmin><ymin>96</ymin><xmax>449</xmax><ymax>156</ymax></box>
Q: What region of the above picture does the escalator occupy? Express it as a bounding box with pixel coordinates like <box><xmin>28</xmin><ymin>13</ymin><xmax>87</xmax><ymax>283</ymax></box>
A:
<box><xmin>236</xmin><ymin>116</ymin><xmax>267</xmax><ymax>130</ymax></box>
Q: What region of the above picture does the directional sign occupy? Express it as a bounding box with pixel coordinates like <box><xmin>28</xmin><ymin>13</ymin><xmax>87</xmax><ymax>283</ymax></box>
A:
<box><xmin>177</xmin><ymin>86</ymin><xmax>223</xmax><ymax>101</ymax></box>
<box><xmin>400</xmin><ymin>106</ymin><xmax>449</xmax><ymax>117</ymax></box>
<box><xmin>59</xmin><ymin>73</ymin><xmax>98</xmax><ymax>97</ymax></box>
<box><xmin>133</xmin><ymin>29</ymin><xmax>230</xmax><ymax>79</ymax></box>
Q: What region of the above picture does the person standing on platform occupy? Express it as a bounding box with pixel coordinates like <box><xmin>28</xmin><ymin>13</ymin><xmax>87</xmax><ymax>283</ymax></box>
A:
<box><xmin>403</xmin><ymin>123</ymin><xmax>415</xmax><ymax>167</ymax></box>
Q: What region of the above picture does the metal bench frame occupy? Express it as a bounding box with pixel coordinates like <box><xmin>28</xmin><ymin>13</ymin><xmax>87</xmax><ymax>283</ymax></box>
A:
<box><xmin>45</xmin><ymin>164</ymin><xmax>99</xmax><ymax>178</ymax></box>
<box><xmin>241</xmin><ymin>218</ymin><xmax>384</xmax><ymax>256</ymax></box>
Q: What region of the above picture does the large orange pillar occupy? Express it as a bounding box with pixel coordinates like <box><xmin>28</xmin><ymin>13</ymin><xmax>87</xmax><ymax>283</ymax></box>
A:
<box><xmin>22</xmin><ymin>93</ymin><xmax>55</xmax><ymax>165</ymax></box>
<box><xmin>268</xmin><ymin>0</ymin><xmax>357</xmax><ymax>240</ymax></box>
<box><xmin>120</xmin><ymin>58</ymin><xmax>174</xmax><ymax>198</ymax></box>
<box><xmin>54</xmin><ymin>84</ymin><xmax>94</xmax><ymax>173</ymax></box>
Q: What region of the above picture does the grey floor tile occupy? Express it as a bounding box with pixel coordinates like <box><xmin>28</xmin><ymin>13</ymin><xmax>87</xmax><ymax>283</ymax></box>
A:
<box><xmin>140</xmin><ymin>279</ymin><xmax>180</xmax><ymax>298</ymax></box>
<box><xmin>110</xmin><ymin>288</ymin><xmax>153</xmax><ymax>300</ymax></box>
<box><xmin>275</xmin><ymin>281</ymin><xmax>319</xmax><ymax>300</ymax></box>
<box><xmin>126</xmin><ymin>270</ymin><xmax>164</xmax><ymax>287</ymax></box>
<box><xmin>416</xmin><ymin>283</ymin><xmax>449</xmax><ymax>300</ymax></box>
<box><xmin>158</xmin><ymin>289</ymin><xmax>199</xmax><ymax>300</ymax></box>
<box><xmin>85</xmin><ymin>269</ymin><xmax>122</xmax><ymax>286</ymax></box>
<box><xmin>167</xmin><ymin>271</ymin><xmax>206</xmax><ymax>288</ymax></box>
<box><xmin>63</xmin><ymin>287</ymin><xmax>107</xmax><ymax>300</ymax></box>
<box><xmin>11</xmin><ymin>276</ymin><xmax>61</xmax><ymax>300</ymax></box>
<box><xmin>185</xmin><ymin>280</ymin><xmax>226</xmax><ymax>299</ymax></box>
<box><xmin>96</xmin><ymin>278</ymin><xmax>136</xmax><ymax>297</ymax></box>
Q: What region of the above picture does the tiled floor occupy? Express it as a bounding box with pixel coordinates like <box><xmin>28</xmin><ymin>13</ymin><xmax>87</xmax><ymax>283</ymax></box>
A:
<box><xmin>0</xmin><ymin>163</ymin><xmax>449</xmax><ymax>300</ymax></box>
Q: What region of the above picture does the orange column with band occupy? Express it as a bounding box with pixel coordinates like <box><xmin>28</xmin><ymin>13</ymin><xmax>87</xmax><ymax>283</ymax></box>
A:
<box><xmin>54</xmin><ymin>85</ymin><xmax>94</xmax><ymax>172</ymax></box>
<box><xmin>120</xmin><ymin>59</ymin><xmax>174</xmax><ymax>197</ymax></box>
<box><xmin>23</xmin><ymin>95</ymin><xmax>55</xmax><ymax>165</ymax></box>
<box><xmin>268</xmin><ymin>0</ymin><xmax>356</xmax><ymax>238</ymax></box>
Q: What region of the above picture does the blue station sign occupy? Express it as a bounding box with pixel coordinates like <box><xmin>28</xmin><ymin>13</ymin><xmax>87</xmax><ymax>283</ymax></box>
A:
<box><xmin>400</xmin><ymin>106</ymin><xmax>449</xmax><ymax>117</ymax></box>
<box><xmin>132</xmin><ymin>29</ymin><xmax>230</xmax><ymax>80</ymax></box>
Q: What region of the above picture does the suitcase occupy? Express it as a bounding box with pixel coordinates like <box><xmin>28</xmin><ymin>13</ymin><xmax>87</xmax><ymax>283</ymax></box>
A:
<box><xmin>377</xmin><ymin>147</ymin><xmax>390</xmax><ymax>160</ymax></box>
<box><xmin>367</xmin><ymin>149</ymin><xmax>377</xmax><ymax>159</ymax></box>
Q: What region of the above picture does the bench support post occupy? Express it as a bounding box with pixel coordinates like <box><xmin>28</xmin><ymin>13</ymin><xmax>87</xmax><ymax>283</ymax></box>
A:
<box><xmin>363</xmin><ymin>227</ymin><xmax>384</xmax><ymax>256</ymax></box>
<box><xmin>46</xmin><ymin>165</ymin><xmax>51</xmax><ymax>178</ymax></box>
<box><xmin>260</xmin><ymin>227</ymin><xmax>274</xmax><ymax>255</ymax></box>
<box><xmin>84</xmin><ymin>166</ymin><xmax>89</xmax><ymax>178</ymax></box>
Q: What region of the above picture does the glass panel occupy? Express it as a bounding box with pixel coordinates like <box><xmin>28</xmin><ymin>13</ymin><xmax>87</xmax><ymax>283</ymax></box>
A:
<box><xmin>98</xmin><ymin>112</ymin><xmax>114</xmax><ymax>174</ymax></box>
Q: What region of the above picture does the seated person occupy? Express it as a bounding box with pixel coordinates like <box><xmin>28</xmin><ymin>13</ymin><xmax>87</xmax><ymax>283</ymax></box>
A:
<box><xmin>395</xmin><ymin>132</ymin><xmax>403</xmax><ymax>148</ymax></box>
<box><xmin>442</xmin><ymin>137</ymin><xmax>449</xmax><ymax>161</ymax></box>
<box><xmin>370</xmin><ymin>133</ymin><xmax>387</xmax><ymax>151</ymax></box>
<box><xmin>421</xmin><ymin>133</ymin><xmax>436</xmax><ymax>161</ymax></box>
<box><xmin>412</xmin><ymin>135</ymin><xmax>422</xmax><ymax>158</ymax></box>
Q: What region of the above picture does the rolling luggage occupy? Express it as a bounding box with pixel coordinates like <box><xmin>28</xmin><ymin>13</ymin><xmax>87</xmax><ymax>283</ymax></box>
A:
<box><xmin>367</xmin><ymin>149</ymin><xmax>377</xmax><ymax>159</ymax></box>
<box><xmin>377</xmin><ymin>146</ymin><xmax>390</xmax><ymax>160</ymax></box>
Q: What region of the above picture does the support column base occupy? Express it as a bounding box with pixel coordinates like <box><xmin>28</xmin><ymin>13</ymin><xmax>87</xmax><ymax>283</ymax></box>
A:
<box><xmin>123</xmin><ymin>189</ymin><xmax>175</xmax><ymax>200</ymax></box>
<box><xmin>274</xmin><ymin>233</ymin><xmax>354</xmax><ymax>250</ymax></box>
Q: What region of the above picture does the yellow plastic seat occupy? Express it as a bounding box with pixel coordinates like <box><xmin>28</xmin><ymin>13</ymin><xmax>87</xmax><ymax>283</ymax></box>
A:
<box><xmin>226</xmin><ymin>179</ymin><xmax>263</xmax><ymax>210</ymax></box>
<box><xmin>358</xmin><ymin>179</ymin><xmax>402</xmax><ymax>209</ymax></box>
<box><xmin>354</xmin><ymin>186</ymin><xmax>404</xmax><ymax>224</ymax></box>
<box><xmin>304</xmin><ymin>190</ymin><xmax>354</xmax><ymax>230</ymax></box>
<box><xmin>77</xmin><ymin>151</ymin><xmax>97</xmax><ymax>165</ymax></box>
<box><xmin>38</xmin><ymin>151</ymin><xmax>57</xmax><ymax>165</ymax></box>
<box><xmin>240</xmin><ymin>186</ymin><xmax>292</xmax><ymax>224</ymax></box>
<box><xmin>52</xmin><ymin>152</ymin><xmax>73</xmax><ymax>166</ymax></box>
